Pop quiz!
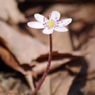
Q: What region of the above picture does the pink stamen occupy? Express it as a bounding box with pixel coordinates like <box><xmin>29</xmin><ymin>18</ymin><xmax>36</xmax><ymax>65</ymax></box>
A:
<box><xmin>43</xmin><ymin>17</ymin><xmax>46</xmax><ymax>22</ymax></box>
<box><xmin>55</xmin><ymin>17</ymin><xmax>57</xmax><ymax>19</ymax></box>
<box><xmin>61</xmin><ymin>20</ymin><xmax>63</xmax><ymax>23</ymax></box>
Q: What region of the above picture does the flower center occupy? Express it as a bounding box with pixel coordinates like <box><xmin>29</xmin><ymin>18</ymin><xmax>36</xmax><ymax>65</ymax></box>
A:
<box><xmin>48</xmin><ymin>21</ymin><xmax>54</xmax><ymax>28</ymax></box>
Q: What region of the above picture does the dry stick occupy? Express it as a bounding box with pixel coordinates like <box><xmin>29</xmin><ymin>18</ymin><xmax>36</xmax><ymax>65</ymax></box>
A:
<box><xmin>31</xmin><ymin>34</ymin><xmax>52</xmax><ymax>95</ymax></box>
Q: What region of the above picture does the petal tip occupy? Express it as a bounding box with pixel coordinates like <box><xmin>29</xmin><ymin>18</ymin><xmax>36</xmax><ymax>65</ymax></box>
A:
<box><xmin>34</xmin><ymin>13</ymin><xmax>39</xmax><ymax>19</ymax></box>
<box><xmin>69</xmin><ymin>18</ymin><xmax>72</xmax><ymax>22</ymax></box>
<box><xmin>27</xmin><ymin>22</ymin><xmax>31</xmax><ymax>27</ymax></box>
<box><xmin>42</xmin><ymin>28</ymin><xmax>53</xmax><ymax>34</ymax></box>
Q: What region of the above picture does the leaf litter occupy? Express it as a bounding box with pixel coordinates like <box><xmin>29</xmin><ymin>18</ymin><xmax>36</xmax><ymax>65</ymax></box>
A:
<box><xmin>0</xmin><ymin>1</ymin><xmax>95</xmax><ymax>95</ymax></box>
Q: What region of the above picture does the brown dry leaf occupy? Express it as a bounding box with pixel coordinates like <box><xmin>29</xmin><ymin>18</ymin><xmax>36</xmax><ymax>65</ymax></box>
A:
<box><xmin>0</xmin><ymin>84</ymin><xmax>23</xmax><ymax>95</ymax></box>
<box><xmin>0</xmin><ymin>20</ymin><xmax>83</xmax><ymax>90</ymax></box>
<box><xmin>68</xmin><ymin>4</ymin><xmax>95</xmax><ymax>49</ymax></box>
<box><xmin>0</xmin><ymin>0</ymin><xmax>26</xmax><ymax>23</ymax></box>
<box><xmin>81</xmin><ymin>38</ymin><xmax>95</xmax><ymax>79</ymax></box>
<box><xmin>0</xmin><ymin>46</ymin><xmax>26</xmax><ymax>75</ymax></box>
<box><xmin>0</xmin><ymin>20</ymin><xmax>49</xmax><ymax>65</ymax></box>
<box><xmin>36</xmin><ymin>58</ymin><xmax>82</xmax><ymax>95</ymax></box>
<box><xmin>78</xmin><ymin>25</ymin><xmax>95</xmax><ymax>45</ymax></box>
<box><xmin>0</xmin><ymin>20</ymin><xmax>82</xmax><ymax>72</ymax></box>
<box><xmin>71</xmin><ymin>33</ymin><xmax>80</xmax><ymax>49</ymax></box>
<box><xmin>26</xmin><ymin>26</ymin><xmax>49</xmax><ymax>46</ymax></box>
<box><xmin>65</xmin><ymin>59</ymin><xmax>82</xmax><ymax>74</ymax></box>
<box><xmin>32</xmin><ymin>51</ymin><xmax>82</xmax><ymax>76</ymax></box>
<box><xmin>70</xmin><ymin>4</ymin><xmax>95</xmax><ymax>23</ymax></box>
<box><xmin>38</xmin><ymin>76</ymin><xmax>51</xmax><ymax>95</ymax></box>
<box><xmin>54</xmin><ymin>75</ymin><xmax>75</xmax><ymax>95</ymax></box>
<box><xmin>25</xmin><ymin>72</ymin><xmax>35</xmax><ymax>90</ymax></box>
<box><xmin>0</xmin><ymin>46</ymin><xmax>34</xmax><ymax>90</ymax></box>
<box><xmin>25</xmin><ymin>6</ymin><xmax>42</xmax><ymax>17</ymax></box>
<box><xmin>51</xmin><ymin>71</ymin><xmax>75</xmax><ymax>95</ymax></box>
<box><xmin>52</xmin><ymin>31</ymin><xmax>73</xmax><ymax>51</ymax></box>
<box><xmin>70</xmin><ymin>21</ymin><xmax>86</xmax><ymax>33</ymax></box>
<box><xmin>69</xmin><ymin>4</ymin><xmax>95</xmax><ymax>46</ymax></box>
<box><xmin>43</xmin><ymin>3</ymin><xmax>95</xmax><ymax>25</ymax></box>
<box><xmin>67</xmin><ymin>4</ymin><xmax>95</xmax><ymax>94</ymax></box>
<box><xmin>0</xmin><ymin>73</ymin><xmax>31</xmax><ymax>94</ymax></box>
<box><xmin>50</xmin><ymin>58</ymin><xmax>82</xmax><ymax>95</ymax></box>
<box><xmin>71</xmin><ymin>21</ymin><xmax>95</xmax><ymax>50</ymax></box>
<box><xmin>81</xmin><ymin>79</ymin><xmax>95</xmax><ymax>95</ymax></box>
<box><xmin>50</xmin><ymin>71</ymin><xmax>68</xmax><ymax>95</ymax></box>
<box><xmin>42</xmin><ymin>4</ymin><xmax>77</xmax><ymax>17</ymax></box>
<box><xmin>71</xmin><ymin>24</ymin><xmax>95</xmax><ymax>78</ymax></box>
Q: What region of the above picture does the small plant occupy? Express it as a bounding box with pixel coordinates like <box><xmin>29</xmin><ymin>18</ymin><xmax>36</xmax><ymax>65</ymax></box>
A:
<box><xmin>27</xmin><ymin>11</ymin><xmax>72</xmax><ymax>95</ymax></box>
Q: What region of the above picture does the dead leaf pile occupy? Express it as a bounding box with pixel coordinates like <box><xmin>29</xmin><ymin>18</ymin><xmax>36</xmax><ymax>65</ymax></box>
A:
<box><xmin>0</xmin><ymin>84</ymin><xmax>23</xmax><ymax>95</ymax></box>
<box><xmin>0</xmin><ymin>1</ymin><xmax>95</xmax><ymax>95</ymax></box>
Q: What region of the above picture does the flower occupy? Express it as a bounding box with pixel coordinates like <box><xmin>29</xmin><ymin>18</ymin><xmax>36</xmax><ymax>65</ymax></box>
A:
<box><xmin>27</xmin><ymin>11</ymin><xmax>72</xmax><ymax>34</ymax></box>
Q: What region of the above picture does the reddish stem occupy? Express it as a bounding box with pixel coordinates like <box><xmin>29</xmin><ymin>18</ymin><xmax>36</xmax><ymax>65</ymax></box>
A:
<box><xmin>30</xmin><ymin>34</ymin><xmax>52</xmax><ymax>95</ymax></box>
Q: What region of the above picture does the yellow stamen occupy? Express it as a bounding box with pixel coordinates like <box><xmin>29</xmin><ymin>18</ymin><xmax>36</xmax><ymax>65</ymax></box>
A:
<box><xmin>48</xmin><ymin>21</ymin><xmax>54</xmax><ymax>28</ymax></box>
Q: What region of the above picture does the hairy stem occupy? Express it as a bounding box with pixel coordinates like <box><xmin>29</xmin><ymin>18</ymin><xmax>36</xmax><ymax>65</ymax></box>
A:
<box><xmin>30</xmin><ymin>34</ymin><xmax>52</xmax><ymax>95</ymax></box>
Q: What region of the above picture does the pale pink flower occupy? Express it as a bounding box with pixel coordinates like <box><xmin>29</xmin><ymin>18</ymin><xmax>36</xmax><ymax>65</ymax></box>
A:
<box><xmin>27</xmin><ymin>11</ymin><xmax>72</xmax><ymax>34</ymax></box>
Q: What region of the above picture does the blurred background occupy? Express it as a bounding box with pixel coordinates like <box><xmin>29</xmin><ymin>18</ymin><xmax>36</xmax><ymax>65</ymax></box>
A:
<box><xmin>0</xmin><ymin>0</ymin><xmax>95</xmax><ymax>95</ymax></box>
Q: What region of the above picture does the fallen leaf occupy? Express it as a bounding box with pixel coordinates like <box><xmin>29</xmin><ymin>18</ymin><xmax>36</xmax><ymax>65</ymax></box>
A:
<box><xmin>25</xmin><ymin>6</ymin><xmax>42</xmax><ymax>17</ymax></box>
<box><xmin>70</xmin><ymin>21</ymin><xmax>86</xmax><ymax>33</ymax></box>
<box><xmin>0</xmin><ymin>20</ymin><xmax>82</xmax><ymax>74</ymax></box>
<box><xmin>81</xmin><ymin>79</ymin><xmax>95</xmax><ymax>95</ymax></box>
<box><xmin>50</xmin><ymin>71</ymin><xmax>68</xmax><ymax>94</ymax></box>
<box><xmin>65</xmin><ymin>59</ymin><xmax>82</xmax><ymax>74</ymax></box>
<box><xmin>0</xmin><ymin>84</ymin><xmax>23</xmax><ymax>95</ymax></box>
<box><xmin>38</xmin><ymin>76</ymin><xmax>51</xmax><ymax>95</ymax></box>
<box><xmin>32</xmin><ymin>51</ymin><xmax>82</xmax><ymax>76</ymax></box>
<box><xmin>81</xmin><ymin>38</ymin><xmax>95</xmax><ymax>79</ymax></box>
<box><xmin>0</xmin><ymin>46</ymin><xmax>34</xmax><ymax>90</ymax></box>
<box><xmin>0</xmin><ymin>46</ymin><xmax>26</xmax><ymax>75</ymax></box>
<box><xmin>0</xmin><ymin>20</ymin><xmax>49</xmax><ymax>65</ymax></box>
<box><xmin>0</xmin><ymin>0</ymin><xmax>26</xmax><ymax>23</ymax></box>
<box><xmin>0</xmin><ymin>20</ymin><xmax>83</xmax><ymax>91</ymax></box>
<box><xmin>51</xmin><ymin>71</ymin><xmax>75</xmax><ymax>95</ymax></box>
<box><xmin>70</xmin><ymin>4</ymin><xmax>95</xmax><ymax>23</ymax></box>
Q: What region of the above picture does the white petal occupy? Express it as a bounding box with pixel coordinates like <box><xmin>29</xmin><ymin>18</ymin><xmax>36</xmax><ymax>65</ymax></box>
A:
<box><xmin>42</xmin><ymin>28</ymin><xmax>53</xmax><ymax>34</ymax></box>
<box><xmin>54</xmin><ymin>27</ymin><xmax>68</xmax><ymax>32</ymax></box>
<box><xmin>58</xmin><ymin>18</ymin><xmax>72</xmax><ymax>27</ymax></box>
<box><xmin>49</xmin><ymin>11</ymin><xmax>60</xmax><ymax>21</ymax></box>
<box><xmin>27</xmin><ymin>22</ymin><xmax>44</xmax><ymax>29</ymax></box>
<box><xmin>34</xmin><ymin>13</ymin><xmax>48</xmax><ymax>23</ymax></box>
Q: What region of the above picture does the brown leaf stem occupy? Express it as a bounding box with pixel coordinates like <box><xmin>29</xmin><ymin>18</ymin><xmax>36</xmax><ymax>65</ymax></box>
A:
<box><xmin>30</xmin><ymin>34</ymin><xmax>52</xmax><ymax>95</ymax></box>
